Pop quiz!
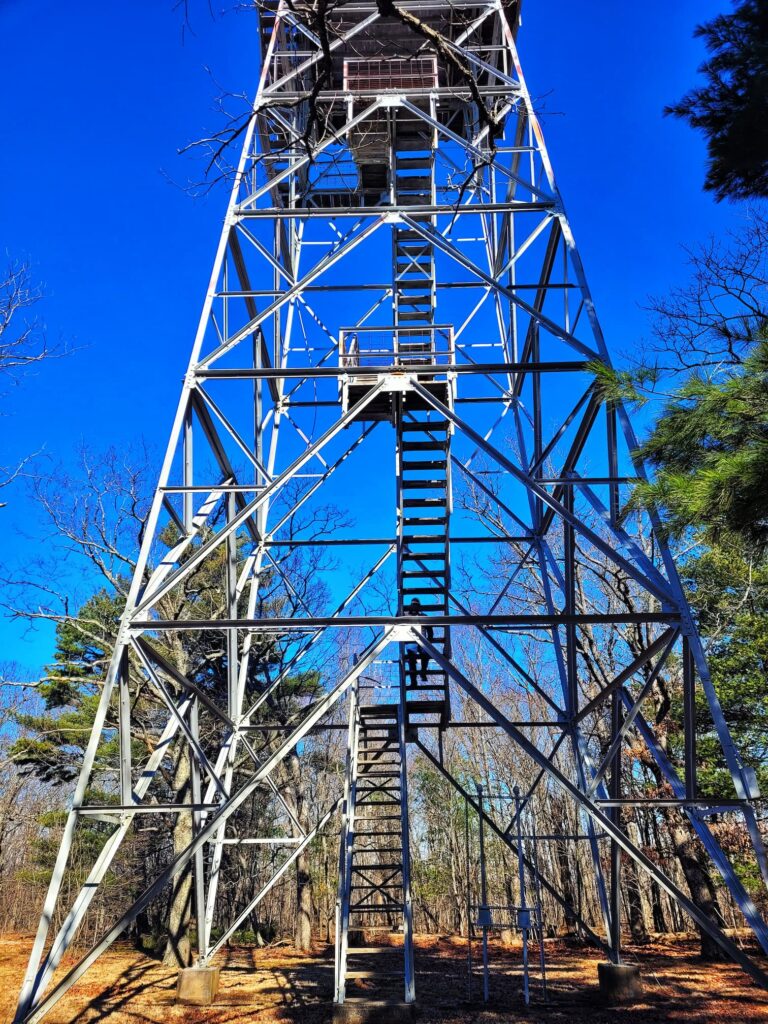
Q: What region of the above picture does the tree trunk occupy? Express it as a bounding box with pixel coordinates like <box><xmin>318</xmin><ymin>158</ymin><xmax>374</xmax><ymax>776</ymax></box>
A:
<box><xmin>163</xmin><ymin>747</ymin><xmax>193</xmax><ymax>967</ymax></box>
<box><xmin>645</xmin><ymin>813</ymin><xmax>669</xmax><ymax>933</ymax></box>
<box><xmin>670</xmin><ymin>817</ymin><xmax>727</xmax><ymax>960</ymax></box>
<box><xmin>555</xmin><ymin>840</ymin><xmax>577</xmax><ymax>932</ymax></box>
<box><xmin>295</xmin><ymin>850</ymin><xmax>314</xmax><ymax>951</ymax></box>
<box><xmin>623</xmin><ymin>852</ymin><xmax>650</xmax><ymax>944</ymax></box>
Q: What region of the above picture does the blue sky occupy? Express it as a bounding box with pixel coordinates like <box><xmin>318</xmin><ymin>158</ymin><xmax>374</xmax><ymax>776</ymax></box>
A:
<box><xmin>0</xmin><ymin>0</ymin><xmax>743</xmax><ymax>676</ymax></box>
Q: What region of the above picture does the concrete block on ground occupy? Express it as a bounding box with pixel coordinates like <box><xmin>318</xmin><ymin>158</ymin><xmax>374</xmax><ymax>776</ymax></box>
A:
<box><xmin>597</xmin><ymin>961</ymin><xmax>643</xmax><ymax>1003</ymax></box>
<box><xmin>176</xmin><ymin>965</ymin><xmax>221</xmax><ymax>1005</ymax></box>
<box><xmin>333</xmin><ymin>999</ymin><xmax>416</xmax><ymax>1024</ymax></box>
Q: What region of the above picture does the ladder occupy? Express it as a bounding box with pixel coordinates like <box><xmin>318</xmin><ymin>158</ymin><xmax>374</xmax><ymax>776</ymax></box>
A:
<box><xmin>335</xmin><ymin>699</ymin><xmax>415</xmax><ymax>1008</ymax></box>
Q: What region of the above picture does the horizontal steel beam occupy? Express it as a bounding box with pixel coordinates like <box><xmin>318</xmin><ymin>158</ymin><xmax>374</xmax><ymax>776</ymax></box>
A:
<box><xmin>77</xmin><ymin>804</ymin><xmax>218</xmax><ymax>815</ymax></box>
<box><xmin>257</xmin><ymin>86</ymin><xmax>516</xmax><ymax>101</ymax></box>
<box><xmin>129</xmin><ymin>612</ymin><xmax>682</xmax><ymax>632</ymax></box>
<box><xmin>251</xmin><ymin>536</ymin><xmax>534</xmax><ymax>546</ymax></box>
<box><xmin>234</xmin><ymin>202</ymin><xmax>554</xmax><ymax>219</ymax></box>
<box><xmin>595</xmin><ymin>798</ymin><xmax>757</xmax><ymax>809</ymax></box>
<box><xmin>195</xmin><ymin>361</ymin><xmax>591</xmax><ymax>380</ymax></box>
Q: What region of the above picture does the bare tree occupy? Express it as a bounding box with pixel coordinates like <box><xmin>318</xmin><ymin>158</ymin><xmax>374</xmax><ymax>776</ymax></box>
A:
<box><xmin>645</xmin><ymin>206</ymin><xmax>768</xmax><ymax>374</ymax></box>
<box><xmin>0</xmin><ymin>260</ymin><xmax>49</xmax><ymax>507</ymax></box>
<box><xmin>180</xmin><ymin>0</ymin><xmax>507</xmax><ymax>196</ymax></box>
<box><xmin>0</xmin><ymin>260</ymin><xmax>46</xmax><ymax>378</ymax></box>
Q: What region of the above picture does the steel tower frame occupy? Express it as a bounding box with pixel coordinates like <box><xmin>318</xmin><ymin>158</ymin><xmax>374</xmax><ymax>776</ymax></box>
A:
<box><xmin>16</xmin><ymin>2</ymin><xmax>768</xmax><ymax>1020</ymax></box>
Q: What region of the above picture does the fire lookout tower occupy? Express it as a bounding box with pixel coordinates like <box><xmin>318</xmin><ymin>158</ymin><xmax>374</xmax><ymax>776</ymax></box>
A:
<box><xmin>15</xmin><ymin>2</ymin><xmax>768</xmax><ymax>1022</ymax></box>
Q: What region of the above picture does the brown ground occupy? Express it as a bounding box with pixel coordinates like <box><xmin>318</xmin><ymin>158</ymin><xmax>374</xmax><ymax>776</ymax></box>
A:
<box><xmin>2</xmin><ymin>932</ymin><xmax>768</xmax><ymax>1024</ymax></box>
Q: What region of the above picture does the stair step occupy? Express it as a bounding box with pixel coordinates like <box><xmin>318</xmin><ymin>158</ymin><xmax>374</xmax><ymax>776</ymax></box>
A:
<box><xmin>354</xmin><ymin>813</ymin><xmax>402</xmax><ymax>820</ymax></box>
<box><xmin>401</xmin><ymin>442</ymin><xmax>447</xmax><ymax>452</ymax></box>
<box><xmin>402</xmin><ymin>480</ymin><xmax>447</xmax><ymax>491</ymax></box>
<box><xmin>395</xmin><ymin>136</ymin><xmax>432</xmax><ymax>150</ymax></box>
<box><xmin>405</xmin><ymin>698</ymin><xmax>448</xmax><ymax>712</ymax></box>
<box><xmin>350</xmin><ymin>909</ymin><xmax>405</xmax><ymax>917</ymax></box>
<box><xmin>396</xmin><ymin>155</ymin><xmax>431</xmax><ymax>168</ymax></box>
<box><xmin>402</xmin><ymin>497</ymin><xmax>447</xmax><ymax>508</ymax></box>
<box><xmin>396</xmin><ymin>281</ymin><xmax>433</xmax><ymax>292</ymax></box>
<box><xmin>398</xmin><ymin>312</ymin><xmax>433</xmax><ymax>323</ymax></box>
<box><xmin>396</xmin><ymin>174</ymin><xmax>431</xmax><ymax>187</ymax></box>
<box><xmin>351</xmin><ymin>847</ymin><xmax>403</xmax><ymax>855</ymax></box>
<box><xmin>401</xmin><ymin>460</ymin><xmax>447</xmax><ymax>470</ymax></box>
<box><xmin>400</xmin><ymin>422</ymin><xmax>447</xmax><ymax>433</ymax></box>
<box><xmin>354</xmin><ymin>830</ymin><xmax>403</xmax><ymax>837</ymax></box>
<box><xmin>402</xmin><ymin>549</ymin><xmax>446</xmax><ymax>558</ymax></box>
<box><xmin>402</xmin><ymin>569</ymin><xmax>447</xmax><ymax>577</ymax></box>
<box><xmin>351</xmin><ymin>863</ymin><xmax>403</xmax><ymax>872</ymax></box>
<box><xmin>395</xmin><ymin>241</ymin><xmax>431</xmax><ymax>253</ymax></box>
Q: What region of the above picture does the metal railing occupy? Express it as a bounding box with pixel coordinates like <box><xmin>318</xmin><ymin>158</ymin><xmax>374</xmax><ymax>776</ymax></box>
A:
<box><xmin>339</xmin><ymin>324</ymin><xmax>454</xmax><ymax>371</ymax></box>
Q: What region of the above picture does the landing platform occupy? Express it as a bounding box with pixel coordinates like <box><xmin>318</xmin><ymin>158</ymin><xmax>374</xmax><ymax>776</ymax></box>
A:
<box><xmin>342</xmin><ymin>378</ymin><xmax>451</xmax><ymax>420</ymax></box>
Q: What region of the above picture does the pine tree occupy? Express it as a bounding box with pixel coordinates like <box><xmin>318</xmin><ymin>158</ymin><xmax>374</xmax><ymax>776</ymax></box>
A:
<box><xmin>667</xmin><ymin>0</ymin><xmax>768</xmax><ymax>201</ymax></box>
<box><xmin>630</xmin><ymin>337</ymin><xmax>768</xmax><ymax>551</ymax></box>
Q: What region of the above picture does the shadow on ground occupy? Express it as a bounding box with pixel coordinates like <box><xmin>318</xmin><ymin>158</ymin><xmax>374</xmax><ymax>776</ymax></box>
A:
<box><xmin>1</xmin><ymin>933</ymin><xmax>767</xmax><ymax>1024</ymax></box>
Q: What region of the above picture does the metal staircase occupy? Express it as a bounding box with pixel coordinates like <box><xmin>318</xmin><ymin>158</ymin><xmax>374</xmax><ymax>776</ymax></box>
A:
<box><xmin>393</xmin><ymin>109</ymin><xmax>435</xmax><ymax>327</ymax></box>
<box><xmin>392</xmin><ymin>109</ymin><xmax>451</xmax><ymax>729</ymax></box>
<box><xmin>336</xmin><ymin>696</ymin><xmax>415</xmax><ymax>1011</ymax></box>
<box><xmin>398</xmin><ymin>413</ymin><xmax>452</xmax><ymax>727</ymax></box>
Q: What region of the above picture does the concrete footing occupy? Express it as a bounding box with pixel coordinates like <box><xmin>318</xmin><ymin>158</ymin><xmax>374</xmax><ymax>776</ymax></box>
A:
<box><xmin>176</xmin><ymin>965</ymin><xmax>221</xmax><ymax>1005</ymax></box>
<box><xmin>597</xmin><ymin>961</ymin><xmax>643</xmax><ymax>1004</ymax></box>
<box><xmin>333</xmin><ymin>999</ymin><xmax>416</xmax><ymax>1024</ymax></box>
